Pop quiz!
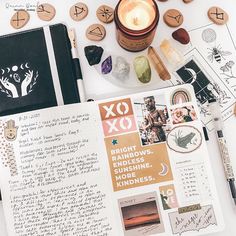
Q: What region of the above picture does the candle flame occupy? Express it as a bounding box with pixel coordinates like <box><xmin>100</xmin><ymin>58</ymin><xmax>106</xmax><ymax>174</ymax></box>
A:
<box><xmin>133</xmin><ymin>10</ymin><xmax>141</xmax><ymax>26</ymax></box>
<box><xmin>118</xmin><ymin>1</ymin><xmax>156</xmax><ymax>31</ymax></box>
<box><xmin>133</xmin><ymin>17</ymin><xmax>139</xmax><ymax>26</ymax></box>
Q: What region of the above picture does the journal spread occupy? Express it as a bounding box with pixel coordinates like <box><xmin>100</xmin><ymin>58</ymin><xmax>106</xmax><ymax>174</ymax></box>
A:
<box><xmin>0</xmin><ymin>84</ymin><xmax>224</xmax><ymax>236</ymax></box>
<box><xmin>0</xmin><ymin>23</ymin><xmax>79</xmax><ymax>116</ymax></box>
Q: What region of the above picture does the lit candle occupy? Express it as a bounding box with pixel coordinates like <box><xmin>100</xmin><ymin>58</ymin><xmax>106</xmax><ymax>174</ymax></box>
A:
<box><xmin>114</xmin><ymin>0</ymin><xmax>159</xmax><ymax>52</ymax></box>
<box><xmin>118</xmin><ymin>1</ymin><xmax>156</xmax><ymax>31</ymax></box>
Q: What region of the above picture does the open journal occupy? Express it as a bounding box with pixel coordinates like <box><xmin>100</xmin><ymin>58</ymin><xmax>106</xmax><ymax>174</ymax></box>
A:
<box><xmin>0</xmin><ymin>84</ymin><xmax>224</xmax><ymax>236</ymax></box>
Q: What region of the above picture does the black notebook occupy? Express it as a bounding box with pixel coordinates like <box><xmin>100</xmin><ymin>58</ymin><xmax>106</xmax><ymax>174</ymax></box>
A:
<box><xmin>0</xmin><ymin>23</ymin><xmax>80</xmax><ymax>116</ymax></box>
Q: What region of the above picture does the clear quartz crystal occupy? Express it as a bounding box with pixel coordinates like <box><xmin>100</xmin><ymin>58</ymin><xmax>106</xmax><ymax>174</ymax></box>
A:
<box><xmin>160</xmin><ymin>39</ymin><xmax>183</xmax><ymax>66</ymax></box>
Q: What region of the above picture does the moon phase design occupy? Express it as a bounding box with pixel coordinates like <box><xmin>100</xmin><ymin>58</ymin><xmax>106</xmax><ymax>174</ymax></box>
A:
<box><xmin>12</xmin><ymin>65</ymin><xmax>18</xmax><ymax>72</ymax></box>
<box><xmin>6</xmin><ymin>68</ymin><xmax>10</xmax><ymax>73</ymax></box>
<box><xmin>13</xmin><ymin>73</ymin><xmax>21</xmax><ymax>83</ymax></box>
<box><xmin>25</xmin><ymin>63</ymin><xmax>30</xmax><ymax>69</ymax></box>
<box><xmin>159</xmin><ymin>163</ymin><xmax>169</xmax><ymax>176</ymax></box>
<box><xmin>1</xmin><ymin>69</ymin><xmax>5</xmax><ymax>75</ymax></box>
<box><xmin>20</xmin><ymin>64</ymin><xmax>24</xmax><ymax>70</ymax></box>
<box><xmin>184</xmin><ymin>68</ymin><xmax>197</xmax><ymax>84</ymax></box>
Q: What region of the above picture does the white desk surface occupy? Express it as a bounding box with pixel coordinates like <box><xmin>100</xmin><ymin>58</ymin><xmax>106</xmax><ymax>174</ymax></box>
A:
<box><xmin>0</xmin><ymin>0</ymin><xmax>236</xmax><ymax>235</ymax></box>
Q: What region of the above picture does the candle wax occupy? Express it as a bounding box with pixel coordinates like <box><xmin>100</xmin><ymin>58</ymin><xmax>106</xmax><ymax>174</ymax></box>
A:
<box><xmin>118</xmin><ymin>0</ymin><xmax>156</xmax><ymax>31</ymax></box>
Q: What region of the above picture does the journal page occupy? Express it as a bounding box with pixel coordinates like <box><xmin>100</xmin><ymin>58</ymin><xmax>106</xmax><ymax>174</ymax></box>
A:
<box><xmin>97</xmin><ymin>84</ymin><xmax>224</xmax><ymax>236</ymax></box>
<box><xmin>0</xmin><ymin>102</ymin><xmax>117</xmax><ymax>236</ymax></box>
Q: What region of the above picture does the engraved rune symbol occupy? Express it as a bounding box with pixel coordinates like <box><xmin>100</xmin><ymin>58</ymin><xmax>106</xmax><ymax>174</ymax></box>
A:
<box><xmin>12</xmin><ymin>12</ymin><xmax>25</xmax><ymax>27</ymax></box>
<box><xmin>74</xmin><ymin>6</ymin><xmax>85</xmax><ymax>17</ymax></box>
<box><xmin>97</xmin><ymin>6</ymin><xmax>113</xmax><ymax>22</ymax></box>
<box><xmin>37</xmin><ymin>5</ymin><xmax>51</xmax><ymax>14</ymax></box>
<box><xmin>167</xmin><ymin>14</ymin><xmax>182</xmax><ymax>23</ymax></box>
<box><xmin>88</xmin><ymin>27</ymin><xmax>103</xmax><ymax>38</ymax></box>
<box><xmin>210</xmin><ymin>8</ymin><xmax>224</xmax><ymax>20</ymax></box>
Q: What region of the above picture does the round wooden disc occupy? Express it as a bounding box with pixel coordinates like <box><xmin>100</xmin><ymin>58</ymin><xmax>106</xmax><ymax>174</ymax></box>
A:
<box><xmin>37</xmin><ymin>3</ymin><xmax>56</xmax><ymax>21</ymax></box>
<box><xmin>86</xmin><ymin>24</ymin><xmax>106</xmax><ymax>41</ymax></box>
<box><xmin>70</xmin><ymin>2</ymin><xmax>88</xmax><ymax>21</ymax></box>
<box><xmin>163</xmin><ymin>9</ymin><xmax>184</xmax><ymax>27</ymax></box>
<box><xmin>96</xmin><ymin>5</ymin><xmax>114</xmax><ymax>23</ymax></box>
<box><xmin>208</xmin><ymin>6</ymin><xmax>229</xmax><ymax>25</ymax></box>
<box><xmin>10</xmin><ymin>10</ymin><xmax>30</xmax><ymax>29</ymax></box>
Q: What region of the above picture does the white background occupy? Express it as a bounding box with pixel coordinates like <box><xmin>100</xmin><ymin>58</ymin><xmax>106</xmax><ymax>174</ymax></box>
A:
<box><xmin>0</xmin><ymin>0</ymin><xmax>236</xmax><ymax>236</ymax></box>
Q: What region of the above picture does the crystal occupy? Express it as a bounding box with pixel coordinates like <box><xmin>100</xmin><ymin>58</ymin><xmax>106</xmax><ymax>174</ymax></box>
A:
<box><xmin>101</xmin><ymin>56</ymin><xmax>112</xmax><ymax>74</ymax></box>
<box><xmin>148</xmin><ymin>46</ymin><xmax>171</xmax><ymax>81</ymax></box>
<box><xmin>112</xmin><ymin>56</ymin><xmax>130</xmax><ymax>80</ymax></box>
<box><xmin>160</xmin><ymin>39</ymin><xmax>183</xmax><ymax>66</ymax></box>
<box><xmin>84</xmin><ymin>45</ymin><xmax>104</xmax><ymax>66</ymax></box>
<box><xmin>172</xmin><ymin>28</ymin><xmax>190</xmax><ymax>45</ymax></box>
<box><xmin>134</xmin><ymin>56</ymin><xmax>151</xmax><ymax>84</ymax></box>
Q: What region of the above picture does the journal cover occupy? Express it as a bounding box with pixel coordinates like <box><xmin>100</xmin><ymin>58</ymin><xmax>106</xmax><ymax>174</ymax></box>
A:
<box><xmin>0</xmin><ymin>23</ymin><xmax>79</xmax><ymax>116</ymax></box>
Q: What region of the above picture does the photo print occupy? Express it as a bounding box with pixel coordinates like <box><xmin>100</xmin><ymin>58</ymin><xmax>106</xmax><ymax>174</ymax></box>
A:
<box><xmin>171</xmin><ymin>105</ymin><xmax>197</xmax><ymax>125</ymax></box>
<box><xmin>159</xmin><ymin>184</ymin><xmax>179</xmax><ymax>210</ymax></box>
<box><xmin>118</xmin><ymin>192</ymin><xmax>165</xmax><ymax>236</ymax></box>
<box><xmin>133</xmin><ymin>94</ymin><xmax>171</xmax><ymax>146</ymax></box>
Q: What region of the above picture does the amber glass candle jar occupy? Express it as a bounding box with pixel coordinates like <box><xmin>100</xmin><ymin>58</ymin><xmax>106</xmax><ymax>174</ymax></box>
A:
<box><xmin>114</xmin><ymin>0</ymin><xmax>159</xmax><ymax>52</ymax></box>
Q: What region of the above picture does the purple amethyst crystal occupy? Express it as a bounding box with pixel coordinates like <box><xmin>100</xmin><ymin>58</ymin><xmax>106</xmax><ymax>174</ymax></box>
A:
<box><xmin>101</xmin><ymin>56</ymin><xmax>112</xmax><ymax>74</ymax></box>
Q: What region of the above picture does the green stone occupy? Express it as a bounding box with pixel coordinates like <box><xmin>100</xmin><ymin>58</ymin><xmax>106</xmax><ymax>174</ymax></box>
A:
<box><xmin>134</xmin><ymin>56</ymin><xmax>151</xmax><ymax>84</ymax></box>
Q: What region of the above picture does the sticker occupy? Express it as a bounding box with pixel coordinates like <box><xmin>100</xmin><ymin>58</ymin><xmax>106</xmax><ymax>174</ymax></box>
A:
<box><xmin>0</xmin><ymin>120</ymin><xmax>18</xmax><ymax>176</ymax></box>
<box><xmin>133</xmin><ymin>95</ymin><xmax>170</xmax><ymax>146</ymax></box>
<box><xmin>170</xmin><ymin>88</ymin><xmax>191</xmax><ymax>105</ymax></box>
<box><xmin>159</xmin><ymin>184</ymin><xmax>179</xmax><ymax>210</ymax></box>
<box><xmin>176</xmin><ymin>164</ymin><xmax>212</xmax><ymax>203</ymax></box>
<box><xmin>167</xmin><ymin>125</ymin><xmax>202</xmax><ymax>153</ymax></box>
<box><xmin>168</xmin><ymin>205</ymin><xmax>217</xmax><ymax>235</ymax></box>
<box><xmin>104</xmin><ymin>132</ymin><xmax>173</xmax><ymax>191</ymax></box>
<box><xmin>5</xmin><ymin>143</ymin><xmax>18</xmax><ymax>176</ymax></box>
<box><xmin>171</xmin><ymin>105</ymin><xmax>197</xmax><ymax>125</ymax></box>
<box><xmin>99</xmin><ymin>98</ymin><xmax>137</xmax><ymax>137</ymax></box>
<box><xmin>4</xmin><ymin>120</ymin><xmax>18</xmax><ymax>141</ymax></box>
<box><xmin>158</xmin><ymin>163</ymin><xmax>169</xmax><ymax>176</ymax></box>
<box><xmin>118</xmin><ymin>192</ymin><xmax>165</xmax><ymax>236</ymax></box>
<box><xmin>178</xmin><ymin>204</ymin><xmax>201</xmax><ymax>214</ymax></box>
